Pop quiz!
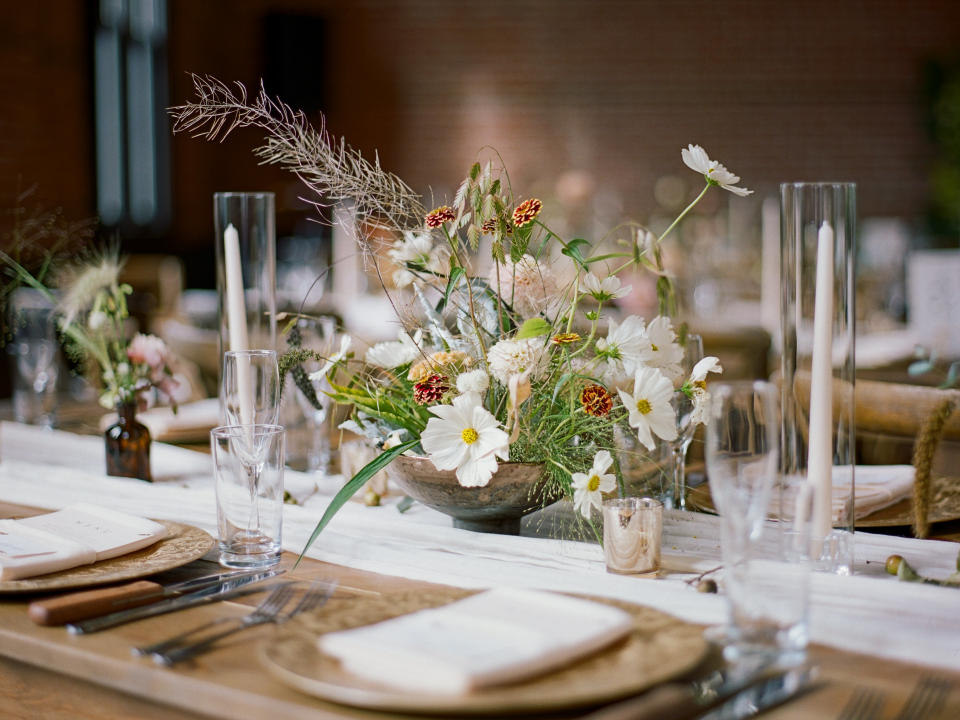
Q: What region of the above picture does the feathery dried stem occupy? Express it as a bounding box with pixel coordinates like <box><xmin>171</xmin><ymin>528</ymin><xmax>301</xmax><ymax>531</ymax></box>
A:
<box><xmin>168</xmin><ymin>75</ymin><xmax>425</xmax><ymax>245</ymax></box>
<box><xmin>912</xmin><ymin>397</ymin><xmax>957</xmax><ymax>538</ymax></box>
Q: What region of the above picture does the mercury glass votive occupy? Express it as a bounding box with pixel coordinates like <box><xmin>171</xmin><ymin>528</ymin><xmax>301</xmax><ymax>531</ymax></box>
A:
<box><xmin>602</xmin><ymin>497</ymin><xmax>662</xmax><ymax>575</ymax></box>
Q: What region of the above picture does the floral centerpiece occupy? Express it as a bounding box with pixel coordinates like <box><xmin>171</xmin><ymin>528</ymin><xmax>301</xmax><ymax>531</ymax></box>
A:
<box><xmin>1</xmin><ymin>249</ymin><xmax>184</xmax><ymax>480</ymax></box>
<box><xmin>171</xmin><ymin>76</ymin><xmax>751</xmax><ymax>546</ymax></box>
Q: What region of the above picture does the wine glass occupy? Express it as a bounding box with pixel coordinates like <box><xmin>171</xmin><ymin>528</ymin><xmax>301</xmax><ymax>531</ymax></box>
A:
<box><xmin>666</xmin><ymin>333</ymin><xmax>704</xmax><ymax>509</ymax></box>
<box><xmin>706</xmin><ymin>381</ymin><xmax>779</xmax><ymax>542</ymax></box>
<box><xmin>220</xmin><ymin>349</ymin><xmax>280</xmax><ymax>539</ymax></box>
<box><xmin>220</xmin><ymin>349</ymin><xmax>280</xmax><ymax>428</ymax></box>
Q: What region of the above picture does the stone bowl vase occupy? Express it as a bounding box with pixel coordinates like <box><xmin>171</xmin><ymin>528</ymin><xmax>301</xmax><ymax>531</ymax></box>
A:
<box><xmin>387</xmin><ymin>455</ymin><xmax>563</xmax><ymax>535</ymax></box>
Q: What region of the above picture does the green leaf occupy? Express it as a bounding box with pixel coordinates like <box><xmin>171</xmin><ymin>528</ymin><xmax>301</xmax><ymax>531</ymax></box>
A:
<box><xmin>551</xmin><ymin>372</ymin><xmax>577</xmax><ymax>403</ymax></box>
<box><xmin>397</xmin><ymin>496</ymin><xmax>415</xmax><ymax>513</ymax></box>
<box><xmin>560</xmin><ymin>238</ymin><xmax>590</xmax><ymax>269</ymax></box>
<box><xmin>438</xmin><ymin>267</ymin><xmax>466</xmax><ymax>313</ymax></box>
<box><xmin>295</xmin><ymin>439</ymin><xmax>419</xmax><ymax>567</ymax></box>
<box><xmin>942</xmin><ymin>361</ymin><xmax>960</xmax><ymax>389</ymax></box>
<box><xmin>516</xmin><ymin>317</ymin><xmax>551</xmax><ymax>339</ymax></box>
<box><xmin>908</xmin><ymin>360</ymin><xmax>935</xmax><ymax>376</ymax></box>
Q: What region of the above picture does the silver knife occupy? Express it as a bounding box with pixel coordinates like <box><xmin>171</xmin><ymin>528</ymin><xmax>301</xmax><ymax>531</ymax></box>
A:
<box><xmin>66</xmin><ymin>568</ymin><xmax>285</xmax><ymax>635</ymax></box>
<box><xmin>697</xmin><ymin>666</ymin><xmax>819</xmax><ymax>719</ymax></box>
<box><xmin>582</xmin><ymin>664</ymin><xmax>814</xmax><ymax>720</ymax></box>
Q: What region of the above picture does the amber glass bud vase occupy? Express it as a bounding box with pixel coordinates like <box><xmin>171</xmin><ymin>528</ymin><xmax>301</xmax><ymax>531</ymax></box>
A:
<box><xmin>105</xmin><ymin>400</ymin><xmax>152</xmax><ymax>482</ymax></box>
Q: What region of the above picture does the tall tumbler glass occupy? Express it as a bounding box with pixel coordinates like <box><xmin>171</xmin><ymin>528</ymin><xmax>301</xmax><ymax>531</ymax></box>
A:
<box><xmin>780</xmin><ymin>183</ymin><xmax>856</xmax><ymax>574</ymax></box>
<box><xmin>214</xmin><ymin>192</ymin><xmax>277</xmax><ymax>364</ymax></box>
<box><xmin>7</xmin><ymin>288</ymin><xmax>60</xmax><ymax>427</ymax></box>
<box><xmin>707</xmin><ymin>381</ymin><xmax>809</xmax><ymax>666</ymax></box>
<box><xmin>211</xmin><ymin>424</ymin><xmax>284</xmax><ymax>568</ymax></box>
<box><xmin>220</xmin><ymin>350</ymin><xmax>280</xmax><ymax>427</ymax></box>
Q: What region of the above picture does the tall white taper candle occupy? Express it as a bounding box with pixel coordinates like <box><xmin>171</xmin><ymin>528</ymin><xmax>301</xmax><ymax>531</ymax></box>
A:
<box><xmin>224</xmin><ymin>223</ymin><xmax>254</xmax><ymax>425</ymax></box>
<box><xmin>807</xmin><ymin>220</ymin><xmax>834</xmax><ymax>547</ymax></box>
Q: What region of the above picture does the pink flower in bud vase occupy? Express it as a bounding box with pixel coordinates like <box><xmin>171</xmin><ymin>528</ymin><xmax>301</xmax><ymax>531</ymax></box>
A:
<box><xmin>127</xmin><ymin>333</ymin><xmax>169</xmax><ymax>371</ymax></box>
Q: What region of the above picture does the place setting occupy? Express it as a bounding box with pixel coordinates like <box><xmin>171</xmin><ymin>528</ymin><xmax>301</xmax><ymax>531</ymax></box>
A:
<box><xmin>4</xmin><ymin>16</ymin><xmax>960</xmax><ymax>718</ymax></box>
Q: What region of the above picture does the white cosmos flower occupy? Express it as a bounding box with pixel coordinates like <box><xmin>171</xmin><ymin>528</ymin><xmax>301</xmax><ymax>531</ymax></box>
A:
<box><xmin>420</xmin><ymin>393</ymin><xmax>510</xmax><ymax>488</ymax></box>
<box><xmin>642</xmin><ymin>316</ymin><xmax>684</xmax><ymax>381</ymax></box>
<box><xmin>309</xmin><ymin>335</ymin><xmax>352</xmax><ymax>381</ymax></box>
<box><xmin>582</xmin><ymin>272</ymin><xmax>631</xmax><ymax>301</ymax></box>
<box><xmin>365</xmin><ymin>330</ymin><xmax>423</xmax><ymax>369</ymax></box>
<box><xmin>486</xmin><ymin>337</ymin><xmax>548</xmax><ymax>384</ymax></box>
<box><xmin>388</xmin><ymin>231</ymin><xmax>448</xmax><ymax>287</ymax></box>
<box><xmin>618</xmin><ymin>366</ymin><xmax>678</xmax><ymax>451</ymax></box>
<box><xmin>571</xmin><ymin>450</ymin><xmax>617</xmax><ymax>519</ymax></box>
<box><xmin>595</xmin><ymin>315</ymin><xmax>653</xmax><ymax>383</ymax></box>
<box><xmin>687</xmin><ymin>356</ymin><xmax>722</xmax><ymax>426</ymax></box>
<box><xmin>681</xmin><ymin>144</ymin><xmax>753</xmax><ymax>197</ymax></box>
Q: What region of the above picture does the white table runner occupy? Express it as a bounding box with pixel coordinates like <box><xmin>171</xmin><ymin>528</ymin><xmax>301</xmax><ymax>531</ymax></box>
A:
<box><xmin>2</xmin><ymin>421</ymin><xmax>958</xmax><ymax>671</ymax></box>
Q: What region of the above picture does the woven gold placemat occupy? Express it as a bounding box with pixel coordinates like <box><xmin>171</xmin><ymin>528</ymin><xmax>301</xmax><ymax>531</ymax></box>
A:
<box><xmin>0</xmin><ymin>521</ymin><xmax>214</xmax><ymax>593</ymax></box>
<box><xmin>261</xmin><ymin>588</ymin><xmax>708</xmax><ymax>715</ymax></box>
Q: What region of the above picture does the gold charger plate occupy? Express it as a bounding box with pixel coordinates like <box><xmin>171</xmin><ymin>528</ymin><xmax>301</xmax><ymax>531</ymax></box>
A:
<box><xmin>260</xmin><ymin>588</ymin><xmax>709</xmax><ymax>715</ymax></box>
<box><xmin>0</xmin><ymin>520</ymin><xmax>214</xmax><ymax>594</ymax></box>
<box><xmin>687</xmin><ymin>475</ymin><xmax>960</xmax><ymax>528</ymax></box>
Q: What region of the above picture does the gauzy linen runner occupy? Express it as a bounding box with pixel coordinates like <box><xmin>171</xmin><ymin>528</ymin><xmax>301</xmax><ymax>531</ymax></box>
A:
<box><xmin>1</xmin><ymin>421</ymin><xmax>959</xmax><ymax>672</ymax></box>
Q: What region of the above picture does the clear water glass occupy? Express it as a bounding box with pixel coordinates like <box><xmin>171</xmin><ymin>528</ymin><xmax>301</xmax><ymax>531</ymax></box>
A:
<box><xmin>211</xmin><ymin>424</ymin><xmax>284</xmax><ymax>568</ymax></box>
<box><xmin>7</xmin><ymin>291</ymin><xmax>60</xmax><ymax>427</ymax></box>
<box><xmin>220</xmin><ymin>349</ymin><xmax>280</xmax><ymax>427</ymax></box>
<box><xmin>706</xmin><ymin>381</ymin><xmax>809</xmax><ymax>665</ymax></box>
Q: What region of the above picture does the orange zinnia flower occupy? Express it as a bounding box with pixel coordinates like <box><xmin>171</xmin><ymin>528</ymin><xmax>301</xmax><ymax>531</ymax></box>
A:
<box><xmin>580</xmin><ymin>384</ymin><xmax>613</xmax><ymax>417</ymax></box>
<box><xmin>512</xmin><ymin>198</ymin><xmax>543</xmax><ymax>227</ymax></box>
<box><xmin>425</xmin><ymin>206</ymin><xmax>456</xmax><ymax>228</ymax></box>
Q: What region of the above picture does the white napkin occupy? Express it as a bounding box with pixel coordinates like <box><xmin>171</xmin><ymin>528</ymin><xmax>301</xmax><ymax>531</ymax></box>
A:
<box><xmin>100</xmin><ymin>398</ymin><xmax>221</xmax><ymax>443</ymax></box>
<box><xmin>0</xmin><ymin>504</ymin><xmax>168</xmax><ymax>581</ymax></box>
<box><xmin>781</xmin><ymin>465</ymin><xmax>914</xmax><ymax>523</ymax></box>
<box><xmin>318</xmin><ymin>588</ymin><xmax>634</xmax><ymax>695</ymax></box>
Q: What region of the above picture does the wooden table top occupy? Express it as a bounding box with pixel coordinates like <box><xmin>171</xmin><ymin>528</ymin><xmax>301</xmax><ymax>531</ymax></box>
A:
<box><xmin>1</xmin><ymin>500</ymin><xmax>958</xmax><ymax>720</ymax></box>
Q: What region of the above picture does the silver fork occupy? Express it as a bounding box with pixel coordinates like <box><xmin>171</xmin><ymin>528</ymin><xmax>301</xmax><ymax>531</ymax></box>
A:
<box><xmin>278</xmin><ymin>580</ymin><xmax>338</xmax><ymax>623</ymax></box>
<box><xmin>894</xmin><ymin>676</ymin><xmax>953</xmax><ymax>720</ymax></box>
<box><xmin>150</xmin><ymin>584</ymin><xmax>296</xmax><ymax>666</ymax></box>
<box><xmin>132</xmin><ymin>582</ymin><xmax>294</xmax><ymax>658</ymax></box>
<box><xmin>838</xmin><ymin>687</ymin><xmax>884</xmax><ymax>720</ymax></box>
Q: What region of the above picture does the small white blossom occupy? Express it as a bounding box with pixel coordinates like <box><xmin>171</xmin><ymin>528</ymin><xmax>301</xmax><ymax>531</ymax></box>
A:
<box><xmin>595</xmin><ymin>315</ymin><xmax>653</xmax><ymax>385</ymax></box>
<box><xmin>571</xmin><ymin>450</ymin><xmax>617</xmax><ymax>519</ymax></box>
<box><xmin>456</xmin><ymin>369</ymin><xmax>490</xmax><ymax>395</ymax></box>
<box><xmin>388</xmin><ymin>231</ymin><xmax>448</xmax><ymax>287</ymax></box>
<box><xmin>642</xmin><ymin>316</ymin><xmax>684</xmax><ymax>382</ymax></box>
<box><xmin>309</xmin><ymin>335</ymin><xmax>352</xmax><ymax>381</ymax></box>
<box><xmin>365</xmin><ymin>330</ymin><xmax>423</xmax><ymax>369</ymax></box>
<box><xmin>486</xmin><ymin>337</ymin><xmax>548</xmax><ymax>384</ymax></box>
<box><xmin>681</xmin><ymin>144</ymin><xmax>753</xmax><ymax>197</ymax></box>
<box><xmin>687</xmin><ymin>356</ymin><xmax>722</xmax><ymax>426</ymax></box>
<box><xmin>582</xmin><ymin>272</ymin><xmax>631</xmax><ymax>301</ymax></box>
<box><xmin>420</xmin><ymin>393</ymin><xmax>510</xmax><ymax>487</ymax></box>
<box><xmin>690</xmin><ymin>356</ymin><xmax>722</xmax><ymax>383</ymax></box>
<box><xmin>618</xmin><ymin>366</ymin><xmax>678</xmax><ymax>451</ymax></box>
<box><xmin>488</xmin><ymin>254</ymin><xmax>561</xmax><ymax>319</ymax></box>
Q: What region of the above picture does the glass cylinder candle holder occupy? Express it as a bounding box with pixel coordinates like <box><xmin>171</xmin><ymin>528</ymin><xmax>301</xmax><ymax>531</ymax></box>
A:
<box><xmin>602</xmin><ymin>497</ymin><xmax>662</xmax><ymax>575</ymax></box>
<box><xmin>214</xmin><ymin>192</ymin><xmax>277</xmax><ymax>365</ymax></box>
<box><xmin>779</xmin><ymin>182</ymin><xmax>856</xmax><ymax>574</ymax></box>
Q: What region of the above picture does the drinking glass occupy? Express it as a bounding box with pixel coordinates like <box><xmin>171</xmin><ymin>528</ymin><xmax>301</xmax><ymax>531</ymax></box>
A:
<box><xmin>211</xmin><ymin>424</ymin><xmax>284</xmax><ymax>568</ymax></box>
<box><xmin>220</xmin><ymin>350</ymin><xmax>280</xmax><ymax>427</ymax></box>
<box><xmin>707</xmin><ymin>381</ymin><xmax>808</xmax><ymax>665</ymax></box>
<box><xmin>7</xmin><ymin>290</ymin><xmax>60</xmax><ymax>427</ymax></box>
<box><xmin>666</xmin><ymin>333</ymin><xmax>704</xmax><ymax>510</ymax></box>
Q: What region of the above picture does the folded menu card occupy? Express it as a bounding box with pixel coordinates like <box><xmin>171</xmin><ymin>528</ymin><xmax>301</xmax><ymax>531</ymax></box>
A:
<box><xmin>318</xmin><ymin>588</ymin><xmax>634</xmax><ymax>695</ymax></box>
<box><xmin>0</xmin><ymin>504</ymin><xmax>168</xmax><ymax>581</ymax></box>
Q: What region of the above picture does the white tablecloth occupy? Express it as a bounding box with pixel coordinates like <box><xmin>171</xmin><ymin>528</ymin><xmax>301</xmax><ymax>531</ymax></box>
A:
<box><xmin>2</xmin><ymin>421</ymin><xmax>959</xmax><ymax>672</ymax></box>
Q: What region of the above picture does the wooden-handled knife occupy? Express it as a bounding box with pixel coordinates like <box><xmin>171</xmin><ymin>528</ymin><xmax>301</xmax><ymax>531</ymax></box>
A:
<box><xmin>27</xmin><ymin>569</ymin><xmax>272</xmax><ymax>626</ymax></box>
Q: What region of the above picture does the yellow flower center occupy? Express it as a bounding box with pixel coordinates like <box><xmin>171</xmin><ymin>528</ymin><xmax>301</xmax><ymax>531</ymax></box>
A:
<box><xmin>636</xmin><ymin>398</ymin><xmax>652</xmax><ymax>415</ymax></box>
<box><xmin>694</xmin><ymin>380</ymin><xmax>707</xmax><ymax>390</ymax></box>
<box><xmin>651</xmin><ymin>343</ymin><xmax>659</xmax><ymax>351</ymax></box>
<box><xmin>461</xmin><ymin>427</ymin><xmax>479</xmax><ymax>445</ymax></box>
<box><xmin>587</xmin><ymin>474</ymin><xmax>601</xmax><ymax>492</ymax></box>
